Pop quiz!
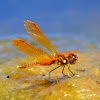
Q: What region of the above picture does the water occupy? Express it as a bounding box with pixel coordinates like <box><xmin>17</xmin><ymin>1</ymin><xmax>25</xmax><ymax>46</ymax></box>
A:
<box><xmin>0</xmin><ymin>32</ymin><xmax>100</xmax><ymax>100</ymax></box>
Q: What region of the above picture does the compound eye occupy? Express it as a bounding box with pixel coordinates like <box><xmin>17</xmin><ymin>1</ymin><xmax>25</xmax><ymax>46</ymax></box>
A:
<box><xmin>68</xmin><ymin>54</ymin><xmax>78</xmax><ymax>64</ymax></box>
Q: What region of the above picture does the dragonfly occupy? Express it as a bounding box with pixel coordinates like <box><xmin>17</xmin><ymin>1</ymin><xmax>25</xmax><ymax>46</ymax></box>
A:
<box><xmin>12</xmin><ymin>20</ymin><xmax>79</xmax><ymax>80</ymax></box>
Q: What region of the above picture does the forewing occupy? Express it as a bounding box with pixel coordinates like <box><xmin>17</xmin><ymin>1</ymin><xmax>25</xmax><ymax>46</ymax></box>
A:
<box><xmin>12</xmin><ymin>39</ymin><xmax>51</xmax><ymax>59</ymax></box>
<box><xmin>24</xmin><ymin>20</ymin><xmax>58</xmax><ymax>56</ymax></box>
<box><xmin>57</xmin><ymin>50</ymin><xmax>80</xmax><ymax>56</ymax></box>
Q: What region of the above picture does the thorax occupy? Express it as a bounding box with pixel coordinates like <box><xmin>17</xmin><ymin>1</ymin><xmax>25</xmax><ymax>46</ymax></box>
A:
<box><xmin>55</xmin><ymin>55</ymin><xmax>68</xmax><ymax>65</ymax></box>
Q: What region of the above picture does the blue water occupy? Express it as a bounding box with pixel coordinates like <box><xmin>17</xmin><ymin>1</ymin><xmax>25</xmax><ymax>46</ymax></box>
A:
<box><xmin>0</xmin><ymin>32</ymin><xmax>100</xmax><ymax>53</ymax></box>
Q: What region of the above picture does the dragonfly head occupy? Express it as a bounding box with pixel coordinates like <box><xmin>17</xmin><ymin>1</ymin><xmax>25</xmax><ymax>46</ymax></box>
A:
<box><xmin>67</xmin><ymin>54</ymin><xmax>78</xmax><ymax>64</ymax></box>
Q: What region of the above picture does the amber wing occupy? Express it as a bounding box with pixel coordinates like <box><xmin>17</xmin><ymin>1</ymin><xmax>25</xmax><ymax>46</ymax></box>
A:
<box><xmin>57</xmin><ymin>50</ymin><xmax>80</xmax><ymax>56</ymax></box>
<box><xmin>24</xmin><ymin>20</ymin><xmax>58</xmax><ymax>56</ymax></box>
<box><xmin>12</xmin><ymin>39</ymin><xmax>52</xmax><ymax>59</ymax></box>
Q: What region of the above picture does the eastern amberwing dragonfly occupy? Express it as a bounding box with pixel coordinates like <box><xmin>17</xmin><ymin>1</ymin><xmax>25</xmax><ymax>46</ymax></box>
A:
<box><xmin>12</xmin><ymin>20</ymin><xmax>79</xmax><ymax>79</ymax></box>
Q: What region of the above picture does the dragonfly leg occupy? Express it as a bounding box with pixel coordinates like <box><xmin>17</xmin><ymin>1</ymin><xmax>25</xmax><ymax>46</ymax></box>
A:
<box><xmin>62</xmin><ymin>65</ymin><xmax>75</xmax><ymax>76</ymax></box>
<box><xmin>49</xmin><ymin>66</ymin><xmax>61</xmax><ymax>80</ymax></box>
<box><xmin>54</xmin><ymin>67</ymin><xmax>62</xmax><ymax>88</ymax></box>
<box><xmin>68</xmin><ymin>65</ymin><xmax>75</xmax><ymax>76</ymax></box>
<box><xmin>62</xmin><ymin>65</ymin><xmax>66</xmax><ymax>76</ymax></box>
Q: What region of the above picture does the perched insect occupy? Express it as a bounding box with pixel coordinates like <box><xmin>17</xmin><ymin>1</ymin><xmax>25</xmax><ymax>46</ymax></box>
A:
<box><xmin>12</xmin><ymin>20</ymin><xmax>79</xmax><ymax>79</ymax></box>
